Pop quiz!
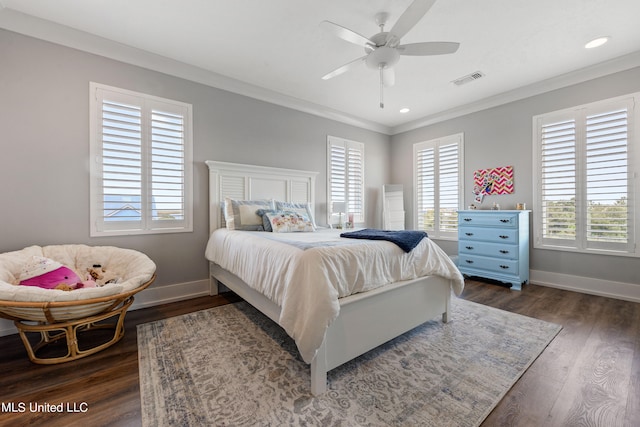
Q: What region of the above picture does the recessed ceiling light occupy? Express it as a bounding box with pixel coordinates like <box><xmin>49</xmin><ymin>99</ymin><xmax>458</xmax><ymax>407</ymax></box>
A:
<box><xmin>585</xmin><ymin>36</ymin><xmax>609</xmax><ymax>49</ymax></box>
<box><xmin>399</xmin><ymin>108</ymin><xmax>410</xmax><ymax>114</ymax></box>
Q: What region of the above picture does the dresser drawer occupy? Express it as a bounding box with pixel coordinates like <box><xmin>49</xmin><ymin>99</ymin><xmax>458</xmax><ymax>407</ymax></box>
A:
<box><xmin>458</xmin><ymin>240</ymin><xmax>518</xmax><ymax>259</ymax></box>
<box><xmin>459</xmin><ymin>212</ymin><xmax>519</xmax><ymax>228</ymax></box>
<box><xmin>459</xmin><ymin>227</ymin><xmax>518</xmax><ymax>244</ymax></box>
<box><xmin>458</xmin><ymin>254</ymin><xmax>519</xmax><ymax>276</ymax></box>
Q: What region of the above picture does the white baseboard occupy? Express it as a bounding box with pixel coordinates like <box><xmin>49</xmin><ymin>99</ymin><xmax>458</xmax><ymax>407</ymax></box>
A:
<box><xmin>530</xmin><ymin>269</ymin><xmax>640</xmax><ymax>303</ymax></box>
<box><xmin>0</xmin><ymin>278</ymin><xmax>212</xmax><ymax>338</ymax></box>
<box><xmin>2</xmin><ymin>273</ymin><xmax>638</xmax><ymax>338</ymax></box>
<box><xmin>129</xmin><ymin>279</ymin><xmax>211</xmax><ymax>310</ymax></box>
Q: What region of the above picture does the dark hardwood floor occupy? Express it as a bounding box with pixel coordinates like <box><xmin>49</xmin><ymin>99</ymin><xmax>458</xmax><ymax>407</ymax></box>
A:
<box><xmin>0</xmin><ymin>280</ymin><xmax>638</xmax><ymax>426</ymax></box>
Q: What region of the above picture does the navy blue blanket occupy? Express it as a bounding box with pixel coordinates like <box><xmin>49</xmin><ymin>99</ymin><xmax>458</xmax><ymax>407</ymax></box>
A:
<box><xmin>340</xmin><ymin>229</ymin><xmax>428</xmax><ymax>252</ymax></box>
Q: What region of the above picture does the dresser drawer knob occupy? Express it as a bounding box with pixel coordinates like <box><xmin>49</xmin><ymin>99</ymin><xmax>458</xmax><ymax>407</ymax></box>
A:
<box><xmin>499</xmin><ymin>265</ymin><xmax>510</xmax><ymax>269</ymax></box>
<box><xmin>465</xmin><ymin>232</ymin><xmax>474</xmax><ymax>236</ymax></box>
<box><xmin>465</xmin><ymin>260</ymin><xmax>474</xmax><ymax>264</ymax></box>
<box><xmin>499</xmin><ymin>235</ymin><xmax>509</xmax><ymax>239</ymax></box>
<box><xmin>464</xmin><ymin>218</ymin><xmax>472</xmax><ymax>221</ymax></box>
<box><xmin>465</xmin><ymin>246</ymin><xmax>474</xmax><ymax>250</ymax></box>
<box><xmin>500</xmin><ymin>219</ymin><xmax>510</xmax><ymax>223</ymax></box>
<box><xmin>499</xmin><ymin>249</ymin><xmax>509</xmax><ymax>254</ymax></box>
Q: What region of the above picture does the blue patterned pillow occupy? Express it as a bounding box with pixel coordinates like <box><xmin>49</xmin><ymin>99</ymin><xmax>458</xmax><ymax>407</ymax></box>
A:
<box><xmin>223</xmin><ymin>198</ymin><xmax>274</xmax><ymax>230</ymax></box>
<box><xmin>256</xmin><ymin>209</ymin><xmax>278</xmax><ymax>232</ymax></box>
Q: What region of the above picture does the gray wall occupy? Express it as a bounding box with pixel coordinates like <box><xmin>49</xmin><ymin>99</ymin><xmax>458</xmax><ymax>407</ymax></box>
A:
<box><xmin>2</xmin><ymin>27</ymin><xmax>639</xmax><ymax>293</ymax></box>
<box><xmin>390</xmin><ymin>66</ymin><xmax>640</xmax><ymax>286</ymax></box>
<box><xmin>0</xmin><ymin>29</ymin><xmax>390</xmax><ymax>288</ymax></box>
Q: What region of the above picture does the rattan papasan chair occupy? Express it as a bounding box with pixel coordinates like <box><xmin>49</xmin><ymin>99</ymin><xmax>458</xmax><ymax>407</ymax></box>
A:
<box><xmin>0</xmin><ymin>244</ymin><xmax>156</xmax><ymax>364</ymax></box>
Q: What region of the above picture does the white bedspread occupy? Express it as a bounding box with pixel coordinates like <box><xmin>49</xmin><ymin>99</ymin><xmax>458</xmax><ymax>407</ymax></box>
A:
<box><xmin>205</xmin><ymin>228</ymin><xmax>464</xmax><ymax>363</ymax></box>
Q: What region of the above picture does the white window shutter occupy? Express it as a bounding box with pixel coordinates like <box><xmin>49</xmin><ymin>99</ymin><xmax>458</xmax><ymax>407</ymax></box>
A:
<box><xmin>90</xmin><ymin>83</ymin><xmax>192</xmax><ymax>236</ymax></box>
<box><xmin>537</xmin><ymin>115</ymin><xmax>577</xmax><ymax>245</ymax></box>
<box><xmin>534</xmin><ymin>95</ymin><xmax>636</xmax><ymax>255</ymax></box>
<box><xmin>414</xmin><ymin>133</ymin><xmax>463</xmax><ymax>239</ymax></box>
<box><xmin>327</xmin><ymin>136</ymin><xmax>365</xmax><ymax>225</ymax></box>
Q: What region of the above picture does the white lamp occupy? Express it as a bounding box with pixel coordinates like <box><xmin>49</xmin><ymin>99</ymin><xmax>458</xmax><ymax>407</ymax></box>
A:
<box><xmin>332</xmin><ymin>201</ymin><xmax>346</xmax><ymax>229</ymax></box>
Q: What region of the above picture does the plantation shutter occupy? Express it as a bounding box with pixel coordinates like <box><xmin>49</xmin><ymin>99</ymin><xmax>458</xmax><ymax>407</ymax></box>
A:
<box><xmin>415</xmin><ymin>145</ymin><xmax>435</xmax><ymax>231</ymax></box>
<box><xmin>100</xmin><ymin>97</ymin><xmax>143</xmax><ymax>227</ymax></box>
<box><xmin>90</xmin><ymin>83</ymin><xmax>192</xmax><ymax>236</ymax></box>
<box><xmin>149</xmin><ymin>103</ymin><xmax>187</xmax><ymax>226</ymax></box>
<box><xmin>538</xmin><ymin>114</ymin><xmax>577</xmax><ymax>245</ymax></box>
<box><xmin>534</xmin><ymin>97</ymin><xmax>634</xmax><ymax>254</ymax></box>
<box><xmin>327</xmin><ymin>136</ymin><xmax>365</xmax><ymax>225</ymax></box>
<box><xmin>414</xmin><ymin>134</ymin><xmax>463</xmax><ymax>239</ymax></box>
<box><xmin>584</xmin><ymin>105</ymin><xmax>631</xmax><ymax>251</ymax></box>
<box><xmin>439</xmin><ymin>142</ymin><xmax>461</xmax><ymax>233</ymax></box>
<box><xmin>346</xmin><ymin>144</ymin><xmax>364</xmax><ymax>222</ymax></box>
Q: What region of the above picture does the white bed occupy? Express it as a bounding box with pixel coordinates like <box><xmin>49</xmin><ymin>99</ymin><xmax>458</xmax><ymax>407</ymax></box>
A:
<box><xmin>205</xmin><ymin>160</ymin><xmax>464</xmax><ymax>395</ymax></box>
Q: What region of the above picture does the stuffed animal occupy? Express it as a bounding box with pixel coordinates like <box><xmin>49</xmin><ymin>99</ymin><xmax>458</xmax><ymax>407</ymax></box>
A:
<box><xmin>19</xmin><ymin>256</ymin><xmax>83</xmax><ymax>291</ymax></box>
<box><xmin>86</xmin><ymin>265</ymin><xmax>120</xmax><ymax>287</ymax></box>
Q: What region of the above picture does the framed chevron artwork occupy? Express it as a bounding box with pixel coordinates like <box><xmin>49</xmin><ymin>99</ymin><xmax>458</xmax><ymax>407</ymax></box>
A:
<box><xmin>473</xmin><ymin>165</ymin><xmax>514</xmax><ymax>195</ymax></box>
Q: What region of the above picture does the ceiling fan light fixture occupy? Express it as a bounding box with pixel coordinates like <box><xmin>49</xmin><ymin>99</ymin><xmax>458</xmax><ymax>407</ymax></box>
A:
<box><xmin>365</xmin><ymin>46</ymin><xmax>400</xmax><ymax>70</ymax></box>
<box><xmin>585</xmin><ymin>36</ymin><xmax>609</xmax><ymax>49</ymax></box>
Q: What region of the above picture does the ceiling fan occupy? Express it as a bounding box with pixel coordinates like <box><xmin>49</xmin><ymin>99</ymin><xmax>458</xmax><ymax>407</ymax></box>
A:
<box><xmin>320</xmin><ymin>0</ymin><xmax>459</xmax><ymax>109</ymax></box>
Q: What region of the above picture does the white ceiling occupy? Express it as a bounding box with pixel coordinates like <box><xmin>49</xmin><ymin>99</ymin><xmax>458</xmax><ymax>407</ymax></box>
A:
<box><xmin>2</xmin><ymin>0</ymin><xmax>640</xmax><ymax>134</ymax></box>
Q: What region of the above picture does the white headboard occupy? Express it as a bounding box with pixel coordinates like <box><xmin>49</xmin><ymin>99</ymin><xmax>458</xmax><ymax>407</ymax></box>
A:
<box><xmin>206</xmin><ymin>161</ymin><xmax>318</xmax><ymax>234</ymax></box>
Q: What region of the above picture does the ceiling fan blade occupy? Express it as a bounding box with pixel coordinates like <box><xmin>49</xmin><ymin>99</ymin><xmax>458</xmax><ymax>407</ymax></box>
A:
<box><xmin>320</xmin><ymin>20</ymin><xmax>374</xmax><ymax>48</ymax></box>
<box><xmin>322</xmin><ymin>56</ymin><xmax>367</xmax><ymax>80</ymax></box>
<box><xmin>382</xmin><ymin>67</ymin><xmax>395</xmax><ymax>87</ymax></box>
<box><xmin>386</xmin><ymin>0</ymin><xmax>437</xmax><ymax>47</ymax></box>
<box><xmin>399</xmin><ymin>41</ymin><xmax>460</xmax><ymax>56</ymax></box>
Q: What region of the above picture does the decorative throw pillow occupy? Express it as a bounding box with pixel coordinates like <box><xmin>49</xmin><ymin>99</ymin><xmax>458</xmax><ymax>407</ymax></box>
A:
<box><xmin>265</xmin><ymin>211</ymin><xmax>315</xmax><ymax>233</ymax></box>
<box><xmin>256</xmin><ymin>209</ymin><xmax>278</xmax><ymax>232</ymax></box>
<box><xmin>274</xmin><ymin>201</ymin><xmax>316</xmax><ymax>229</ymax></box>
<box><xmin>223</xmin><ymin>198</ymin><xmax>274</xmax><ymax>231</ymax></box>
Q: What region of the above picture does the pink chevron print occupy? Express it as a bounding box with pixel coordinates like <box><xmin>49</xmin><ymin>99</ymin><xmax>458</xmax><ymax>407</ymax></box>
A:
<box><xmin>473</xmin><ymin>166</ymin><xmax>514</xmax><ymax>195</ymax></box>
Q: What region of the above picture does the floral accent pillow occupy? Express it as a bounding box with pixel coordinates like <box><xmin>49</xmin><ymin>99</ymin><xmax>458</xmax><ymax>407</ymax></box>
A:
<box><xmin>274</xmin><ymin>201</ymin><xmax>316</xmax><ymax>229</ymax></box>
<box><xmin>265</xmin><ymin>211</ymin><xmax>315</xmax><ymax>233</ymax></box>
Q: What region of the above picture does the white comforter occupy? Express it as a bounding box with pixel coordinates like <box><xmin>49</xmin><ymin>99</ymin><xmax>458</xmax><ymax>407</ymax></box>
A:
<box><xmin>205</xmin><ymin>228</ymin><xmax>464</xmax><ymax>363</ymax></box>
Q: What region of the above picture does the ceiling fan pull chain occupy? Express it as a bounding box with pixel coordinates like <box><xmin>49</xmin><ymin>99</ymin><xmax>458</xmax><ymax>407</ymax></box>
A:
<box><xmin>379</xmin><ymin>66</ymin><xmax>384</xmax><ymax>109</ymax></box>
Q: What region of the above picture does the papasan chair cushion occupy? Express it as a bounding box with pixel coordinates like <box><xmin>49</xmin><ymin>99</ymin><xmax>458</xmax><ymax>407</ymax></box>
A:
<box><xmin>0</xmin><ymin>244</ymin><xmax>155</xmax><ymax>305</ymax></box>
<box><xmin>0</xmin><ymin>244</ymin><xmax>156</xmax><ymax>364</ymax></box>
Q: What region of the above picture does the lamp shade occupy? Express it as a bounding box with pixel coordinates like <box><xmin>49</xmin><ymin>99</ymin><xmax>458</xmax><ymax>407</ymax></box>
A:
<box><xmin>332</xmin><ymin>202</ymin><xmax>346</xmax><ymax>213</ymax></box>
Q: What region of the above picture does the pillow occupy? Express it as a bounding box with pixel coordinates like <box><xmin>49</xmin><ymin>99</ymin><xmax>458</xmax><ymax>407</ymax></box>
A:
<box><xmin>256</xmin><ymin>209</ymin><xmax>277</xmax><ymax>232</ymax></box>
<box><xmin>275</xmin><ymin>201</ymin><xmax>316</xmax><ymax>229</ymax></box>
<box><xmin>265</xmin><ymin>211</ymin><xmax>315</xmax><ymax>233</ymax></box>
<box><xmin>19</xmin><ymin>256</ymin><xmax>82</xmax><ymax>290</ymax></box>
<box><xmin>223</xmin><ymin>198</ymin><xmax>274</xmax><ymax>231</ymax></box>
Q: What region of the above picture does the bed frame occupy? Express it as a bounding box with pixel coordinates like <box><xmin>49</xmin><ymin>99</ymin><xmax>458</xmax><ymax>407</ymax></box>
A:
<box><xmin>206</xmin><ymin>160</ymin><xmax>452</xmax><ymax>395</ymax></box>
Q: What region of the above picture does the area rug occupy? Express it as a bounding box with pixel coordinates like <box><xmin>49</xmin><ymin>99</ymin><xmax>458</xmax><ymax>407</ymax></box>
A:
<box><xmin>138</xmin><ymin>299</ymin><xmax>561</xmax><ymax>426</ymax></box>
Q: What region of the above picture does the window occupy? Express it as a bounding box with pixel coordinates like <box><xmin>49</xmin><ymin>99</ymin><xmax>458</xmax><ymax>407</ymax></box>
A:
<box><xmin>327</xmin><ymin>136</ymin><xmax>364</xmax><ymax>226</ymax></box>
<box><xmin>89</xmin><ymin>82</ymin><xmax>193</xmax><ymax>236</ymax></box>
<box><xmin>533</xmin><ymin>93</ymin><xmax>638</xmax><ymax>256</ymax></box>
<box><xmin>413</xmin><ymin>133</ymin><xmax>464</xmax><ymax>239</ymax></box>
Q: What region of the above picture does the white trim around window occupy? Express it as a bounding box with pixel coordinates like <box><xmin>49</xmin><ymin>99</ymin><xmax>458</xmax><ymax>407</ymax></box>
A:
<box><xmin>327</xmin><ymin>135</ymin><xmax>365</xmax><ymax>227</ymax></box>
<box><xmin>413</xmin><ymin>133</ymin><xmax>464</xmax><ymax>239</ymax></box>
<box><xmin>89</xmin><ymin>82</ymin><xmax>193</xmax><ymax>237</ymax></box>
<box><xmin>533</xmin><ymin>92</ymin><xmax>639</xmax><ymax>257</ymax></box>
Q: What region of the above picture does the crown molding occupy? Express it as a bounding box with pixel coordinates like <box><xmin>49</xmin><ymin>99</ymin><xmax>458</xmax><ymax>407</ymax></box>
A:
<box><xmin>0</xmin><ymin>7</ymin><xmax>392</xmax><ymax>135</ymax></box>
<box><xmin>2</xmin><ymin>6</ymin><xmax>640</xmax><ymax>137</ymax></box>
<box><xmin>391</xmin><ymin>50</ymin><xmax>640</xmax><ymax>135</ymax></box>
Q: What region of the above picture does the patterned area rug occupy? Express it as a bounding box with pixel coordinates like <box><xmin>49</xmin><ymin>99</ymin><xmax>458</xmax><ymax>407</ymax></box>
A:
<box><xmin>138</xmin><ymin>299</ymin><xmax>561</xmax><ymax>426</ymax></box>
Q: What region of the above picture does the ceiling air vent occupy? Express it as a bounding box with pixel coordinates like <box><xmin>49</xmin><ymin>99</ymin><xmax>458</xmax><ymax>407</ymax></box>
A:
<box><xmin>452</xmin><ymin>71</ymin><xmax>485</xmax><ymax>86</ymax></box>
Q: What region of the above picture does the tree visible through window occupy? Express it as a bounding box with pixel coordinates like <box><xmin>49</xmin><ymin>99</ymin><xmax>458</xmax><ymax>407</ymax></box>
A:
<box><xmin>413</xmin><ymin>133</ymin><xmax>464</xmax><ymax>239</ymax></box>
<box><xmin>533</xmin><ymin>94</ymin><xmax>637</xmax><ymax>255</ymax></box>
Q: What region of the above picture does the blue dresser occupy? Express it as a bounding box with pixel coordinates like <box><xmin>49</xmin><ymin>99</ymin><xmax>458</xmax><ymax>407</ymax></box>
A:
<box><xmin>457</xmin><ymin>210</ymin><xmax>530</xmax><ymax>290</ymax></box>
